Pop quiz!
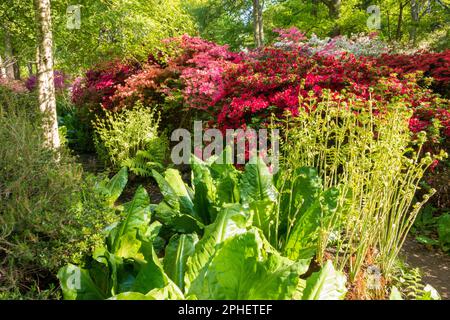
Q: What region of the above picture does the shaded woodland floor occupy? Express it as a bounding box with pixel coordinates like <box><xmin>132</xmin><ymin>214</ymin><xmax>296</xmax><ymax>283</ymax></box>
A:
<box><xmin>401</xmin><ymin>237</ymin><xmax>450</xmax><ymax>299</ymax></box>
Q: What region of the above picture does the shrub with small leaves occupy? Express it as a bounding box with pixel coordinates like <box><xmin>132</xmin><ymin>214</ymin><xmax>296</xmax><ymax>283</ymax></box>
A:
<box><xmin>93</xmin><ymin>102</ymin><xmax>168</xmax><ymax>175</ymax></box>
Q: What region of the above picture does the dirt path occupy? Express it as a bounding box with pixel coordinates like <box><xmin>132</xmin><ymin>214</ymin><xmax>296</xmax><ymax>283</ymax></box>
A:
<box><xmin>400</xmin><ymin>237</ymin><xmax>450</xmax><ymax>299</ymax></box>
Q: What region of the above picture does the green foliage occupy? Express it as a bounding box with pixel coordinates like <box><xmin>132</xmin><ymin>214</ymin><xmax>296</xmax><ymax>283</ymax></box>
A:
<box><xmin>93</xmin><ymin>102</ymin><xmax>168</xmax><ymax>176</ymax></box>
<box><xmin>183</xmin><ymin>204</ymin><xmax>251</xmax><ymax>289</ymax></box>
<box><xmin>392</xmin><ymin>264</ymin><xmax>441</xmax><ymax>300</ymax></box>
<box><xmin>187</xmin><ymin>229</ymin><xmax>309</xmax><ymax>300</ymax></box>
<box><xmin>187</xmin><ymin>0</ymin><xmax>449</xmax><ymax>49</ymax></box>
<box><xmin>151</xmin><ymin>149</ymin><xmax>338</xmax><ymax>261</ymax></box>
<box><xmin>301</xmin><ymin>260</ymin><xmax>347</xmax><ymax>300</ymax></box>
<box><xmin>0</xmin><ymin>284</ymin><xmax>61</xmax><ymax>301</ymax></box>
<box><xmin>58</xmin><ymin>151</ymin><xmax>348</xmax><ymax>300</ymax></box>
<box><xmin>95</xmin><ymin>167</ymin><xmax>129</xmax><ymax>207</ymax></box>
<box><xmin>437</xmin><ymin>213</ymin><xmax>450</xmax><ymax>252</ymax></box>
<box><xmin>412</xmin><ymin>205</ymin><xmax>450</xmax><ymax>253</ymax></box>
<box><xmin>0</xmin><ymin>87</ymin><xmax>118</xmax><ymax>298</ymax></box>
<box><xmin>275</xmin><ymin>167</ymin><xmax>339</xmax><ymax>261</ymax></box>
<box><xmin>186</xmin><ymin>0</ymin><xmax>253</xmax><ymax>50</ymax></box>
<box><xmin>58</xmin><ymin>197</ymin><xmax>342</xmax><ymax>300</ymax></box>
<box><xmin>0</xmin><ymin>0</ymin><xmax>196</xmax><ymax>74</ymax></box>
<box><xmin>57</xmin><ymin>95</ymin><xmax>95</xmax><ymax>153</ymax></box>
<box><xmin>163</xmin><ymin>234</ymin><xmax>198</xmax><ymax>291</ymax></box>
<box><xmin>59</xmin><ymin>216</ymin><xmax>312</xmax><ymax>300</ymax></box>
<box><xmin>58</xmin><ymin>184</ymin><xmax>170</xmax><ymax>299</ymax></box>
<box><xmin>60</xmin><ymin>0</ymin><xmax>193</xmax><ymax>69</ymax></box>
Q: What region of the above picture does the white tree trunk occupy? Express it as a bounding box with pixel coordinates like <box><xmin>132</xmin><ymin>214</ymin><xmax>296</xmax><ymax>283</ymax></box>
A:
<box><xmin>34</xmin><ymin>0</ymin><xmax>60</xmax><ymax>150</ymax></box>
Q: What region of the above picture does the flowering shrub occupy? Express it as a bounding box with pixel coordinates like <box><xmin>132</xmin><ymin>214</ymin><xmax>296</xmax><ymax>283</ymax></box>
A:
<box><xmin>111</xmin><ymin>35</ymin><xmax>241</xmax><ymax>113</ymax></box>
<box><xmin>375</xmin><ymin>50</ymin><xmax>450</xmax><ymax>97</ymax></box>
<box><xmin>216</xmin><ymin>45</ymin><xmax>449</xmax><ymax>142</ymax></box>
<box><xmin>0</xmin><ymin>78</ymin><xmax>27</xmax><ymax>93</ymax></box>
<box><xmin>71</xmin><ymin>60</ymin><xmax>140</xmax><ymax>111</ymax></box>
<box><xmin>306</xmin><ymin>33</ymin><xmax>389</xmax><ymax>57</ymax></box>
<box><xmin>273</xmin><ymin>28</ymin><xmax>389</xmax><ymax>57</ymax></box>
<box><xmin>25</xmin><ymin>71</ymin><xmax>69</xmax><ymax>92</ymax></box>
<box><xmin>71</xmin><ymin>32</ymin><xmax>450</xmax><ymax>150</ymax></box>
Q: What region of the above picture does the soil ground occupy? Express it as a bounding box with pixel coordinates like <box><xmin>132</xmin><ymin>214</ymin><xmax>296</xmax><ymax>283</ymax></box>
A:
<box><xmin>400</xmin><ymin>237</ymin><xmax>450</xmax><ymax>299</ymax></box>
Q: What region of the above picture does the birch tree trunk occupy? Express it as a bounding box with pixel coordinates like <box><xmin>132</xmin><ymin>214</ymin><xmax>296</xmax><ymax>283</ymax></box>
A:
<box><xmin>252</xmin><ymin>0</ymin><xmax>264</xmax><ymax>48</ymax></box>
<box><xmin>34</xmin><ymin>0</ymin><xmax>60</xmax><ymax>150</ymax></box>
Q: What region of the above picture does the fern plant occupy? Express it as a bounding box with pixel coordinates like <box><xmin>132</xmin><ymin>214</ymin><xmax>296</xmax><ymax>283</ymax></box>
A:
<box><xmin>93</xmin><ymin>102</ymin><xmax>168</xmax><ymax>176</ymax></box>
<box><xmin>122</xmin><ymin>136</ymin><xmax>169</xmax><ymax>177</ymax></box>
<box><xmin>391</xmin><ymin>263</ymin><xmax>441</xmax><ymax>300</ymax></box>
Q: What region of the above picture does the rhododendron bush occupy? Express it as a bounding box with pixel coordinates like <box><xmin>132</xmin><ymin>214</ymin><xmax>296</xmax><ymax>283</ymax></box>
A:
<box><xmin>273</xmin><ymin>28</ymin><xmax>389</xmax><ymax>57</ymax></box>
<box><xmin>71</xmin><ymin>36</ymin><xmax>242</xmax><ymax>128</ymax></box>
<box><xmin>71</xmin><ymin>32</ymin><xmax>450</xmax><ymax>150</ymax></box>
<box><xmin>71</xmin><ymin>60</ymin><xmax>140</xmax><ymax>112</ymax></box>
<box><xmin>25</xmin><ymin>71</ymin><xmax>69</xmax><ymax>92</ymax></box>
<box><xmin>376</xmin><ymin>51</ymin><xmax>450</xmax><ymax>97</ymax></box>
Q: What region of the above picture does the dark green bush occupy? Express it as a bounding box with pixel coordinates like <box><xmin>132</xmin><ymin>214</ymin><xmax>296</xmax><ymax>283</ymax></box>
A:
<box><xmin>56</xmin><ymin>94</ymin><xmax>96</xmax><ymax>153</ymax></box>
<box><xmin>0</xmin><ymin>86</ymin><xmax>117</xmax><ymax>298</ymax></box>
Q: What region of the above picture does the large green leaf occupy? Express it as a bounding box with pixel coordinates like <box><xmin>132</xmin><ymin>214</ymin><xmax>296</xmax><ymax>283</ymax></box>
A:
<box><xmin>92</xmin><ymin>246</ymin><xmax>125</xmax><ymax>296</ymax></box>
<box><xmin>250</xmin><ymin>200</ymin><xmax>276</xmax><ymax>243</ymax></box>
<box><xmin>57</xmin><ymin>264</ymin><xmax>107</xmax><ymax>300</ymax></box>
<box><xmin>109</xmin><ymin>292</ymin><xmax>155</xmax><ymax>300</ymax></box>
<box><xmin>191</xmin><ymin>155</ymin><xmax>217</xmax><ymax>224</ymax></box>
<box><xmin>284</xmin><ymin>182</ymin><xmax>339</xmax><ymax>260</ymax></box>
<box><xmin>240</xmin><ymin>156</ymin><xmax>277</xmax><ymax>204</ymax></box>
<box><xmin>108</xmin><ymin>186</ymin><xmax>151</xmax><ymax>253</ymax></box>
<box><xmin>189</xmin><ymin>230</ymin><xmax>309</xmax><ymax>300</ymax></box>
<box><xmin>168</xmin><ymin>214</ymin><xmax>204</xmax><ymax>234</ymax></box>
<box><xmin>184</xmin><ymin>204</ymin><xmax>250</xmax><ymax>290</ymax></box>
<box><xmin>164</xmin><ymin>234</ymin><xmax>198</xmax><ymax>291</ymax></box>
<box><xmin>301</xmin><ymin>260</ymin><xmax>347</xmax><ymax>300</ymax></box>
<box><xmin>215</xmin><ymin>171</ymin><xmax>241</xmax><ymax>205</ymax></box>
<box><xmin>289</xmin><ymin>167</ymin><xmax>323</xmax><ymax>213</ymax></box>
<box><xmin>131</xmin><ymin>245</ymin><xmax>168</xmax><ymax>294</ymax></box>
<box><xmin>164</xmin><ymin>169</ymin><xmax>195</xmax><ymax>214</ymax></box>
<box><xmin>154</xmin><ymin>201</ymin><xmax>179</xmax><ymax>224</ymax></box>
<box><xmin>100</xmin><ymin>167</ymin><xmax>128</xmax><ymax>206</ymax></box>
<box><xmin>152</xmin><ymin>170</ymin><xmax>181</xmax><ymax>211</ymax></box>
<box><xmin>209</xmin><ymin>147</ymin><xmax>241</xmax><ymax>204</ymax></box>
<box><xmin>152</xmin><ymin>169</ymin><xmax>195</xmax><ymax>217</ymax></box>
<box><xmin>277</xmin><ymin>167</ymin><xmax>322</xmax><ymax>226</ymax></box>
<box><xmin>115</xmin><ymin>232</ymin><xmax>145</xmax><ymax>261</ymax></box>
<box><xmin>109</xmin><ymin>281</ymin><xmax>185</xmax><ymax>300</ymax></box>
<box><xmin>144</xmin><ymin>281</ymin><xmax>185</xmax><ymax>300</ymax></box>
